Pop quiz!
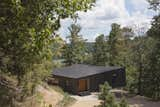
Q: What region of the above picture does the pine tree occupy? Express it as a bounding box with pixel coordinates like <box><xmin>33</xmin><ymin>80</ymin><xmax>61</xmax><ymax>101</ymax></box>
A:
<box><xmin>119</xmin><ymin>97</ymin><xmax>129</xmax><ymax>107</ymax></box>
<box><xmin>63</xmin><ymin>24</ymin><xmax>87</xmax><ymax>65</ymax></box>
<box><xmin>98</xmin><ymin>82</ymin><xmax>118</xmax><ymax>107</ymax></box>
<box><xmin>142</xmin><ymin>2</ymin><xmax>160</xmax><ymax>100</ymax></box>
<box><xmin>108</xmin><ymin>23</ymin><xmax>122</xmax><ymax>66</ymax></box>
<box><xmin>93</xmin><ymin>34</ymin><xmax>108</xmax><ymax>66</ymax></box>
<box><xmin>99</xmin><ymin>82</ymin><xmax>111</xmax><ymax>100</ymax></box>
<box><xmin>103</xmin><ymin>93</ymin><xmax>118</xmax><ymax>107</ymax></box>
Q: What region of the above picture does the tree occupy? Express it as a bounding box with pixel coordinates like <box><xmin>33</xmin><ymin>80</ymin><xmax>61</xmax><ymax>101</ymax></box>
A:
<box><xmin>148</xmin><ymin>0</ymin><xmax>160</xmax><ymax>12</ymax></box>
<box><xmin>0</xmin><ymin>0</ymin><xmax>95</xmax><ymax>106</ymax></box>
<box><xmin>99</xmin><ymin>82</ymin><xmax>111</xmax><ymax>100</ymax></box>
<box><xmin>116</xmin><ymin>27</ymin><xmax>134</xmax><ymax>66</ymax></box>
<box><xmin>140</xmin><ymin>0</ymin><xmax>160</xmax><ymax>100</ymax></box>
<box><xmin>52</xmin><ymin>35</ymin><xmax>65</xmax><ymax>59</ymax></box>
<box><xmin>98</xmin><ymin>82</ymin><xmax>118</xmax><ymax>107</ymax></box>
<box><xmin>98</xmin><ymin>82</ymin><xmax>129</xmax><ymax>107</ymax></box>
<box><xmin>93</xmin><ymin>34</ymin><xmax>108</xmax><ymax>66</ymax></box>
<box><xmin>63</xmin><ymin>24</ymin><xmax>87</xmax><ymax>65</ymax></box>
<box><xmin>103</xmin><ymin>93</ymin><xmax>118</xmax><ymax>107</ymax></box>
<box><xmin>131</xmin><ymin>24</ymin><xmax>149</xmax><ymax>95</ymax></box>
<box><xmin>142</xmin><ymin>14</ymin><xmax>160</xmax><ymax>100</ymax></box>
<box><xmin>108</xmin><ymin>23</ymin><xmax>122</xmax><ymax>66</ymax></box>
<box><xmin>119</xmin><ymin>97</ymin><xmax>129</xmax><ymax>107</ymax></box>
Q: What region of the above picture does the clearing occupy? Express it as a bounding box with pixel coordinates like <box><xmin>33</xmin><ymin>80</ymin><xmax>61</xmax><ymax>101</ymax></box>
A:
<box><xmin>70</xmin><ymin>90</ymin><xmax>160</xmax><ymax>107</ymax></box>
<box><xmin>37</xmin><ymin>87</ymin><xmax>160</xmax><ymax>107</ymax></box>
<box><xmin>37</xmin><ymin>85</ymin><xmax>63</xmax><ymax>107</ymax></box>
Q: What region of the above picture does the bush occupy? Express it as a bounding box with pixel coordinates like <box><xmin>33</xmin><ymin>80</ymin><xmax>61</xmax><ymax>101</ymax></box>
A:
<box><xmin>98</xmin><ymin>82</ymin><xmax>129</xmax><ymax>107</ymax></box>
<box><xmin>119</xmin><ymin>97</ymin><xmax>129</xmax><ymax>107</ymax></box>
<box><xmin>56</xmin><ymin>93</ymin><xmax>76</xmax><ymax>107</ymax></box>
<box><xmin>99</xmin><ymin>82</ymin><xmax>111</xmax><ymax>100</ymax></box>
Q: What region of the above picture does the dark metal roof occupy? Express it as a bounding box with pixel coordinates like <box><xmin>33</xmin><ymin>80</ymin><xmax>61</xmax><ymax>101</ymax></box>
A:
<box><xmin>53</xmin><ymin>64</ymin><xmax>122</xmax><ymax>79</ymax></box>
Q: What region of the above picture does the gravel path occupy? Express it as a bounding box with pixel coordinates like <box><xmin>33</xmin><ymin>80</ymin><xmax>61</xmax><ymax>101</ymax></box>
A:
<box><xmin>127</xmin><ymin>95</ymin><xmax>160</xmax><ymax>107</ymax></box>
<box><xmin>70</xmin><ymin>91</ymin><xmax>160</xmax><ymax>107</ymax></box>
<box><xmin>70</xmin><ymin>93</ymin><xmax>100</xmax><ymax>107</ymax></box>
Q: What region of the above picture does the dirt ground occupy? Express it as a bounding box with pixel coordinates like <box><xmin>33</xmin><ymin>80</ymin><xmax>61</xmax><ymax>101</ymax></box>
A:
<box><xmin>70</xmin><ymin>93</ymin><xmax>100</xmax><ymax>107</ymax></box>
<box><xmin>37</xmin><ymin>85</ymin><xmax>63</xmax><ymax>107</ymax></box>
<box><xmin>37</xmin><ymin>87</ymin><xmax>160</xmax><ymax>107</ymax></box>
<box><xmin>70</xmin><ymin>90</ymin><xmax>160</xmax><ymax>107</ymax></box>
<box><xmin>127</xmin><ymin>95</ymin><xmax>160</xmax><ymax>107</ymax></box>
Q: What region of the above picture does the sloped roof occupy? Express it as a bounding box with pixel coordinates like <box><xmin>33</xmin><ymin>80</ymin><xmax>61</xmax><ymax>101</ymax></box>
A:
<box><xmin>53</xmin><ymin>64</ymin><xmax>122</xmax><ymax>79</ymax></box>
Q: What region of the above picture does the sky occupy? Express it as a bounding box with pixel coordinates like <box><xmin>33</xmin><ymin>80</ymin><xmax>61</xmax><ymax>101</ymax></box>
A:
<box><xmin>58</xmin><ymin>0</ymin><xmax>156</xmax><ymax>42</ymax></box>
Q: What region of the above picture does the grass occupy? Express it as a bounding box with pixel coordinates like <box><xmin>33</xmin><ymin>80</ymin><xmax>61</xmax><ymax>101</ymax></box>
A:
<box><xmin>49</xmin><ymin>85</ymin><xmax>76</xmax><ymax>107</ymax></box>
<box><xmin>56</xmin><ymin>93</ymin><xmax>76</xmax><ymax>107</ymax></box>
<box><xmin>50</xmin><ymin>85</ymin><xmax>65</xmax><ymax>94</ymax></box>
<box><xmin>44</xmin><ymin>83</ymin><xmax>76</xmax><ymax>107</ymax></box>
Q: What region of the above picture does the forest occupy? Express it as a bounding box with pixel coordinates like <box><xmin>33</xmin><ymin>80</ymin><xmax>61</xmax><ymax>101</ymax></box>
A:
<box><xmin>0</xmin><ymin>0</ymin><xmax>160</xmax><ymax>107</ymax></box>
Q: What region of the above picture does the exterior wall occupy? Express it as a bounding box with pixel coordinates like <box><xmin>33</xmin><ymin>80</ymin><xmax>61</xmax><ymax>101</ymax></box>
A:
<box><xmin>89</xmin><ymin>68</ymin><xmax>126</xmax><ymax>92</ymax></box>
<box><xmin>55</xmin><ymin>77</ymin><xmax>77</xmax><ymax>94</ymax></box>
<box><xmin>53</xmin><ymin>68</ymin><xmax>126</xmax><ymax>94</ymax></box>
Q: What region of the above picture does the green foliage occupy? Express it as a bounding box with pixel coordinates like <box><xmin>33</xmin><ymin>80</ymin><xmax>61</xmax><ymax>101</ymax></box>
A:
<box><xmin>103</xmin><ymin>93</ymin><xmax>118</xmax><ymax>107</ymax></box>
<box><xmin>84</xmin><ymin>42</ymin><xmax>94</xmax><ymax>64</ymax></box>
<box><xmin>63</xmin><ymin>24</ymin><xmax>87</xmax><ymax>65</ymax></box>
<box><xmin>93</xmin><ymin>34</ymin><xmax>108</xmax><ymax>66</ymax></box>
<box><xmin>147</xmin><ymin>14</ymin><xmax>160</xmax><ymax>39</ymax></box>
<box><xmin>108</xmin><ymin>23</ymin><xmax>122</xmax><ymax>66</ymax></box>
<box><xmin>99</xmin><ymin>82</ymin><xmax>111</xmax><ymax>100</ymax></box>
<box><xmin>98</xmin><ymin>82</ymin><xmax>117</xmax><ymax>107</ymax></box>
<box><xmin>98</xmin><ymin>82</ymin><xmax>129</xmax><ymax>107</ymax></box>
<box><xmin>119</xmin><ymin>97</ymin><xmax>129</xmax><ymax>107</ymax></box>
<box><xmin>50</xmin><ymin>86</ymin><xmax>65</xmax><ymax>95</ymax></box>
<box><xmin>142</xmin><ymin>15</ymin><xmax>160</xmax><ymax>100</ymax></box>
<box><xmin>52</xmin><ymin>35</ymin><xmax>65</xmax><ymax>59</ymax></box>
<box><xmin>143</xmin><ymin>42</ymin><xmax>160</xmax><ymax>100</ymax></box>
<box><xmin>144</xmin><ymin>3</ymin><xmax>160</xmax><ymax>99</ymax></box>
<box><xmin>56</xmin><ymin>93</ymin><xmax>76</xmax><ymax>107</ymax></box>
<box><xmin>148</xmin><ymin>0</ymin><xmax>160</xmax><ymax>11</ymax></box>
<box><xmin>0</xmin><ymin>0</ymin><xmax>95</xmax><ymax>106</ymax></box>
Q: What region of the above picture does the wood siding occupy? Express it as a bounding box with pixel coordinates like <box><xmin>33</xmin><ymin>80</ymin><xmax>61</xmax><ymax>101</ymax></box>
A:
<box><xmin>53</xmin><ymin>68</ymin><xmax>126</xmax><ymax>94</ymax></box>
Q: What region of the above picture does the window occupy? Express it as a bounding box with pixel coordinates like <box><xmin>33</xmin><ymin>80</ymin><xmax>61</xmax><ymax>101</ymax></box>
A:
<box><xmin>112</xmin><ymin>73</ymin><xmax>117</xmax><ymax>77</ymax></box>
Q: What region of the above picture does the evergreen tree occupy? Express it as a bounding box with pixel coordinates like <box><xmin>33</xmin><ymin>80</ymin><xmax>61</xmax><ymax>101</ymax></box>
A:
<box><xmin>98</xmin><ymin>82</ymin><xmax>118</xmax><ymax>107</ymax></box>
<box><xmin>148</xmin><ymin>0</ymin><xmax>160</xmax><ymax>12</ymax></box>
<box><xmin>63</xmin><ymin>24</ymin><xmax>87</xmax><ymax>65</ymax></box>
<box><xmin>103</xmin><ymin>93</ymin><xmax>118</xmax><ymax>107</ymax></box>
<box><xmin>141</xmin><ymin>1</ymin><xmax>160</xmax><ymax>100</ymax></box>
<box><xmin>99</xmin><ymin>82</ymin><xmax>111</xmax><ymax>100</ymax></box>
<box><xmin>117</xmin><ymin>27</ymin><xmax>134</xmax><ymax>66</ymax></box>
<box><xmin>93</xmin><ymin>34</ymin><xmax>108</xmax><ymax>65</ymax></box>
<box><xmin>108</xmin><ymin>23</ymin><xmax>122</xmax><ymax>66</ymax></box>
<box><xmin>142</xmin><ymin>14</ymin><xmax>160</xmax><ymax>100</ymax></box>
<box><xmin>119</xmin><ymin>97</ymin><xmax>129</xmax><ymax>107</ymax></box>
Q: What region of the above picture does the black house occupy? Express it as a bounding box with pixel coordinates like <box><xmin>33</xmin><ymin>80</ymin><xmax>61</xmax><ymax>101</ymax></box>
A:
<box><xmin>52</xmin><ymin>64</ymin><xmax>126</xmax><ymax>95</ymax></box>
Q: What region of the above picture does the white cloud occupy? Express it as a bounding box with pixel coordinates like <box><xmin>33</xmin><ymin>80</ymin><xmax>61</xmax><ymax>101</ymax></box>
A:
<box><xmin>77</xmin><ymin>0</ymin><xmax>130</xmax><ymax>29</ymax></box>
<box><xmin>59</xmin><ymin>0</ymin><xmax>156</xmax><ymax>42</ymax></box>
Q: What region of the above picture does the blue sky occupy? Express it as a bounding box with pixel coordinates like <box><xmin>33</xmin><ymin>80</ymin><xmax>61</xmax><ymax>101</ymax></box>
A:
<box><xmin>58</xmin><ymin>0</ymin><xmax>156</xmax><ymax>42</ymax></box>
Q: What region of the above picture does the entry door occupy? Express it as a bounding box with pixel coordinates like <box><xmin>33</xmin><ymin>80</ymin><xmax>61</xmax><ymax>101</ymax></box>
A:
<box><xmin>78</xmin><ymin>79</ymin><xmax>88</xmax><ymax>92</ymax></box>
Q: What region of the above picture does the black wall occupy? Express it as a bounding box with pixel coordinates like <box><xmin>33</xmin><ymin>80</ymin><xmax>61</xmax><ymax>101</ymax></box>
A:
<box><xmin>54</xmin><ymin>68</ymin><xmax>126</xmax><ymax>94</ymax></box>
<box><xmin>89</xmin><ymin>68</ymin><xmax>126</xmax><ymax>91</ymax></box>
